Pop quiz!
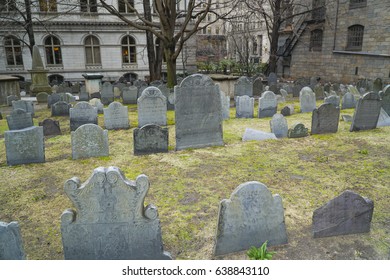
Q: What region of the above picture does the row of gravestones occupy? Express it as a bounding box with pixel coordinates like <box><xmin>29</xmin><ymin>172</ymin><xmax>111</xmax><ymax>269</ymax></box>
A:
<box><xmin>0</xmin><ymin>166</ymin><xmax>374</xmax><ymax>259</ymax></box>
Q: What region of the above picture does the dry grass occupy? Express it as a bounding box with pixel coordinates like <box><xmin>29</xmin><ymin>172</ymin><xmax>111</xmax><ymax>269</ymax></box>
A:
<box><xmin>0</xmin><ymin>98</ymin><xmax>389</xmax><ymax>260</ymax></box>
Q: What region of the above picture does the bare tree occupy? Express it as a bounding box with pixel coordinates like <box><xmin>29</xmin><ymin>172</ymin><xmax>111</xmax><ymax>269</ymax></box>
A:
<box><xmin>100</xmin><ymin>0</ymin><xmax>238</xmax><ymax>88</ymax></box>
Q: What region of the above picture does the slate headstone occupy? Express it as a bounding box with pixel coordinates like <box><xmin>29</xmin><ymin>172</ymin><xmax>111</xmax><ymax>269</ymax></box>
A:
<box><xmin>12</xmin><ymin>100</ymin><xmax>34</xmax><ymax>117</ymax></box>
<box><xmin>51</xmin><ymin>101</ymin><xmax>71</xmax><ymax>116</ymax></box>
<box><xmin>234</xmin><ymin>76</ymin><xmax>253</xmax><ymax>98</ymax></box>
<box><xmin>137</xmin><ymin>87</ymin><xmax>167</xmax><ymax>127</ymax></box>
<box><xmin>6</xmin><ymin>95</ymin><xmax>20</xmax><ymax>106</ymax></box>
<box><xmin>103</xmin><ymin>101</ymin><xmax>130</xmax><ymax>130</ymax></box>
<box><xmin>36</xmin><ymin>92</ymin><xmax>49</xmax><ymax>104</ymax></box>
<box><xmin>71</xmin><ymin>124</ymin><xmax>109</xmax><ymax>160</ymax></box>
<box><xmin>287</xmin><ymin>123</ymin><xmax>308</xmax><ymax>138</ymax></box>
<box><xmin>70</xmin><ymin>102</ymin><xmax>98</xmax><ymax>131</ymax></box>
<box><xmin>122</xmin><ymin>86</ymin><xmax>138</xmax><ymax>105</ymax></box>
<box><xmin>174</xmin><ymin>74</ymin><xmax>223</xmax><ymax>150</ymax></box>
<box><xmin>0</xmin><ymin>221</ymin><xmax>25</xmax><ymax>260</ymax></box>
<box><xmin>258</xmin><ymin>91</ymin><xmax>277</xmax><ymax>118</ymax></box>
<box><xmin>270</xmin><ymin>113</ymin><xmax>288</xmax><ymax>138</ymax></box>
<box><xmin>101</xmin><ymin>82</ymin><xmax>114</xmax><ymax>105</ymax></box>
<box><xmin>311</xmin><ymin>103</ymin><xmax>340</xmax><ymax>134</ymax></box>
<box><xmin>267</xmin><ymin>72</ymin><xmax>277</xmax><ymax>85</ymax></box>
<box><xmin>61</xmin><ymin>166</ymin><xmax>172</xmax><ymax>259</ymax></box>
<box><xmin>235</xmin><ymin>95</ymin><xmax>254</xmax><ymax>118</ymax></box>
<box><xmin>47</xmin><ymin>93</ymin><xmax>63</xmax><ymax>108</ymax></box>
<box><xmin>373</xmin><ymin>78</ymin><xmax>383</xmax><ymax>93</ymax></box>
<box><xmin>350</xmin><ymin>92</ymin><xmax>382</xmax><ymax>132</ymax></box>
<box><xmin>79</xmin><ymin>85</ymin><xmax>89</xmax><ymax>101</ymax></box>
<box><xmin>299</xmin><ymin>87</ymin><xmax>316</xmax><ymax>113</ymax></box>
<box><xmin>313</xmin><ymin>190</ymin><xmax>373</xmax><ymax>238</ymax></box>
<box><xmin>341</xmin><ymin>92</ymin><xmax>356</xmax><ymax>109</ymax></box>
<box><xmin>323</xmin><ymin>95</ymin><xmax>340</xmax><ymax>108</ymax></box>
<box><xmin>379</xmin><ymin>85</ymin><xmax>390</xmax><ymax>115</ymax></box>
<box><xmin>137</xmin><ymin>86</ymin><xmax>147</xmax><ymax>99</ymax></box>
<box><xmin>133</xmin><ymin>124</ymin><xmax>169</xmax><ymax>155</ymax></box>
<box><xmin>71</xmin><ymin>83</ymin><xmax>80</xmax><ymax>94</ymax></box>
<box><xmin>39</xmin><ymin>119</ymin><xmax>61</xmax><ymax>136</ymax></box>
<box><xmin>281</xmin><ymin>104</ymin><xmax>295</xmax><ymax>116</ymax></box>
<box><xmin>6</xmin><ymin>109</ymin><xmax>33</xmax><ymax>130</ymax></box>
<box><xmin>242</xmin><ymin>128</ymin><xmax>277</xmax><ymax>141</ymax></box>
<box><xmin>89</xmin><ymin>98</ymin><xmax>104</xmax><ymax>114</ymax></box>
<box><xmin>214</xmin><ymin>181</ymin><xmax>287</xmax><ymax>256</ymax></box>
<box><xmin>5</xmin><ymin>126</ymin><xmax>45</xmax><ymax>165</ymax></box>
<box><xmin>252</xmin><ymin>77</ymin><xmax>263</xmax><ymax>96</ymax></box>
<box><xmin>220</xmin><ymin>91</ymin><xmax>230</xmax><ymax>120</ymax></box>
<box><xmin>376</xmin><ymin>108</ymin><xmax>390</xmax><ymax>127</ymax></box>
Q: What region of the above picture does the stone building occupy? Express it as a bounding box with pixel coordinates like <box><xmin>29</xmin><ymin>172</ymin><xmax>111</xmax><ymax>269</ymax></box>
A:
<box><xmin>277</xmin><ymin>0</ymin><xmax>390</xmax><ymax>83</ymax></box>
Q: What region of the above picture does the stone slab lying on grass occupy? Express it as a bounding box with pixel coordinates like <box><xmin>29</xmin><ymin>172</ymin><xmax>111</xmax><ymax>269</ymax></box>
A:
<box><xmin>242</xmin><ymin>128</ymin><xmax>277</xmax><ymax>141</ymax></box>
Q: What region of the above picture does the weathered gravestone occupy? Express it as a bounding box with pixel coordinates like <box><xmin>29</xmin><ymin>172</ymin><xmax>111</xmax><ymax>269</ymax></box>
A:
<box><xmin>51</xmin><ymin>101</ymin><xmax>71</xmax><ymax>116</ymax></box>
<box><xmin>341</xmin><ymin>92</ymin><xmax>356</xmax><ymax>109</ymax></box>
<box><xmin>6</xmin><ymin>109</ymin><xmax>33</xmax><ymax>130</ymax></box>
<box><xmin>267</xmin><ymin>72</ymin><xmax>277</xmax><ymax>85</ymax></box>
<box><xmin>220</xmin><ymin>91</ymin><xmax>230</xmax><ymax>120</ymax></box>
<box><xmin>79</xmin><ymin>85</ymin><xmax>89</xmax><ymax>101</ymax></box>
<box><xmin>150</xmin><ymin>80</ymin><xmax>163</xmax><ymax>87</ymax></box>
<box><xmin>47</xmin><ymin>93</ymin><xmax>63</xmax><ymax>108</ymax></box>
<box><xmin>234</xmin><ymin>76</ymin><xmax>253</xmax><ymax>98</ymax></box>
<box><xmin>90</xmin><ymin>92</ymin><xmax>101</xmax><ymax>99</ymax></box>
<box><xmin>113</xmin><ymin>87</ymin><xmax>121</xmax><ymax>99</ymax></box>
<box><xmin>70</xmin><ymin>101</ymin><xmax>98</xmax><ymax>131</ymax></box>
<box><xmin>313</xmin><ymin>84</ymin><xmax>325</xmax><ymax>100</ymax></box>
<box><xmin>324</xmin><ymin>95</ymin><xmax>340</xmax><ymax>108</ymax></box>
<box><xmin>235</xmin><ymin>95</ymin><xmax>254</xmax><ymax>118</ymax></box>
<box><xmin>5</xmin><ymin>126</ymin><xmax>45</xmax><ymax>165</ymax></box>
<box><xmin>270</xmin><ymin>113</ymin><xmax>288</xmax><ymax>138</ymax></box>
<box><xmin>6</xmin><ymin>95</ymin><xmax>20</xmax><ymax>106</ymax></box>
<box><xmin>137</xmin><ymin>86</ymin><xmax>167</xmax><ymax>127</ymax></box>
<box><xmin>39</xmin><ymin>119</ymin><xmax>61</xmax><ymax>136</ymax></box>
<box><xmin>313</xmin><ymin>190</ymin><xmax>373</xmax><ymax>238</ymax></box>
<box><xmin>242</xmin><ymin>128</ymin><xmax>277</xmax><ymax>141</ymax></box>
<box><xmin>101</xmin><ymin>82</ymin><xmax>114</xmax><ymax>105</ymax></box>
<box><xmin>61</xmin><ymin>166</ymin><xmax>172</xmax><ymax>259</ymax></box>
<box><xmin>299</xmin><ymin>87</ymin><xmax>316</xmax><ymax>113</ymax></box>
<box><xmin>311</xmin><ymin>103</ymin><xmax>340</xmax><ymax>134</ymax></box>
<box><xmin>214</xmin><ymin>181</ymin><xmax>287</xmax><ymax>256</ymax></box>
<box><xmin>89</xmin><ymin>98</ymin><xmax>104</xmax><ymax>114</ymax></box>
<box><xmin>258</xmin><ymin>91</ymin><xmax>277</xmax><ymax>118</ymax></box>
<box><xmin>158</xmin><ymin>84</ymin><xmax>175</xmax><ymax>110</ymax></box>
<box><xmin>71</xmin><ymin>124</ymin><xmax>109</xmax><ymax>160</ymax></box>
<box><xmin>281</xmin><ymin>104</ymin><xmax>295</xmax><ymax>116</ymax></box>
<box><xmin>133</xmin><ymin>124</ymin><xmax>169</xmax><ymax>155</ymax></box>
<box><xmin>342</xmin><ymin>114</ymin><xmax>353</xmax><ymax>122</ymax></box>
<box><xmin>373</xmin><ymin>78</ymin><xmax>383</xmax><ymax>93</ymax></box>
<box><xmin>0</xmin><ymin>221</ymin><xmax>25</xmax><ymax>260</ymax></box>
<box><xmin>36</xmin><ymin>92</ymin><xmax>49</xmax><ymax>103</ymax></box>
<box><xmin>252</xmin><ymin>77</ymin><xmax>263</xmax><ymax>96</ymax></box>
<box><xmin>103</xmin><ymin>101</ymin><xmax>130</xmax><ymax>130</ymax></box>
<box><xmin>350</xmin><ymin>92</ymin><xmax>381</xmax><ymax>132</ymax></box>
<box><xmin>12</xmin><ymin>100</ymin><xmax>34</xmax><ymax>117</ymax></box>
<box><xmin>287</xmin><ymin>123</ymin><xmax>308</xmax><ymax>138</ymax></box>
<box><xmin>137</xmin><ymin>86</ymin><xmax>147</xmax><ymax>99</ymax></box>
<box><xmin>280</xmin><ymin>88</ymin><xmax>288</xmax><ymax>98</ymax></box>
<box><xmin>175</xmin><ymin>74</ymin><xmax>223</xmax><ymax>150</ymax></box>
<box><xmin>122</xmin><ymin>86</ymin><xmax>138</xmax><ymax>104</ymax></box>
<box><xmin>348</xmin><ymin>85</ymin><xmax>360</xmax><ymax>97</ymax></box>
<box><xmin>376</xmin><ymin>108</ymin><xmax>390</xmax><ymax>127</ymax></box>
<box><xmin>71</xmin><ymin>83</ymin><xmax>80</xmax><ymax>94</ymax></box>
<box><xmin>380</xmin><ymin>85</ymin><xmax>390</xmax><ymax>115</ymax></box>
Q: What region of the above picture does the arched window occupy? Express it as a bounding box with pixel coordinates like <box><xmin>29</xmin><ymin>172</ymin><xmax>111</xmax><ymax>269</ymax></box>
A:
<box><xmin>347</xmin><ymin>25</ymin><xmax>364</xmax><ymax>51</ymax></box>
<box><xmin>44</xmin><ymin>35</ymin><xmax>62</xmax><ymax>65</ymax></box>
<box><xmin>85</xmin><ymin>35</ymin><xmax>101</xmax><ymax>65</ymax></box>
<box><xmin>121</xmin><ymin>36</ymin><xmax>136</xmax><ymax>64</ymax></box>
<box><xmin>310</xmin><ymin>29</ymin><xmax>323</xmax><ymax>51</ymax></box>
<box><xmin>4</xmin><ymin>36</ymin><xmax>23</xmax><ymax>66</ymax></box>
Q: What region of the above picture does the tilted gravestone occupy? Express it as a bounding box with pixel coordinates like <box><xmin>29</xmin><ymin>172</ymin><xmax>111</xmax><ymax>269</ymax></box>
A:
<box><xmin>324</xmin><ymin>95</ymin><xmax>340</xmax><ymax>108</ymax></box>
<box><xmin>61</xmin><ymin>166</ymin><xmax>172</xmax><ymax>259</ymax></box>
<box><xmin>341</xmin><ymin>92</ymin><xmax>356</xmax><ymax>109</ymax></box>
<box><xmin>350</xmin><ymin>92</ymin><xmax>382</xmax><ymax>132</ymax></box>
<box><xmin>0</xmin><ymin>221</ymin><xmax>25</xmax><ymax>260</ymax></box>
<box><xmin>258</xmin><ymin>91</ymin><xmax>277</xmax><ymax>118</ymax></box>
<box><xmin>6</xmin><ymin>109</ymin><xmax>33</xmax><ymax>130</ymax></box>
<box><xmin>376</xmin><ymin>108</ymin><xmax>390</xmax><ymax>127</ymax></box>
<box><xmin>122</xmin><ymin>86</ymin><xmax>138</xmax><ymax>104</ymax></box>
<box><xmin>214</xmin><ymin>181</ymin><xmax>287</xmax><ymax>256</ymax></box>
<box><xmin>270</xmin><ymin>113</ymin><xmax>288</xmax><ymax>138</ymax></box>
<box><xmin>12</xmin><ymin>100</ymin><xmax>34</xmax><ymax>117</ymax></box>
<box><xmin>71</xmin><ymin>124</ymin><xmax>109</xmax><ymax>160</ymax></box>
<box><xmin>5</xmin><ymin>126</ymin><xmax>45</xmax><ymax>165</ymax></box>
<box><xmin>39</xmin><ymin>119</ymin><xmax>61</xmax><ymax>136</ymax></box>
<box><xmin>380</xmin><ymin>85</ymin><xmax>390</xmax><ymax>115</ymax></box>
<box><xmin>288</xmin><ymin>123</ymin><xmax>308</xmax><ymax>138</ymax></box>
<box><xmin>103</xmin><ymin>101</ymin><xmax>130</xmax><ymax>130</ymax></box>
<box><xmin>235</xmin><ymin>95</ymin><xmax>254</xmax><ymax>118</ymax></box>
<box><xmin>299</xmin><ymin>87</ymin><xmax>316</xmax><ymax>113</ymax></box>
<box><xmin>51</xmin><ymin>101</ymin><xmax>71</xmax><ymax>116</ymax></box>
<box><xmin>311</xmin><ymin>103</ymin><xmax>340</xmax><ymax>134</ymax></box>
<box><xmin>175</xmin><ymin>74</ymin><xmax>223</xmax><ymax>150</ymax></box>
<box><xmin>36</xmin><ymin>92</ymin><xmax>49</xmax><ymax>104</ymax></box>
<box><xmin>313</xmin><ymin>190</ymin><xmax>373</xmax><ymax>238</ymax></box>
<box><xmin>101</xmin><ymin>82</ymin><xmax>114</xmax><ymax>105</ymax></box>
<box><xmin>6</xmin><ymin>95</ymin><xmax>20</xmax><ymax>106</ymax></box>
<box><xmin>234</xmin><ymin>76</ymin><xmax>253</xmax><ymax>98</ymax></box>
<box><xmin>281</xmin><ymin>104</ymin><xmax>295</xmax><ymax>116</ymax></box>
<box><xmin>220</xmin><ymin>91</ymin><xmax>230</xmax><ymax>120</ymax></box>
<box><xmin>79</xmin><ymin>85</ymin><xmax>89</xmax><ymax>101</ymax></box>
<box><xmin>69</xmin><ymin>101</ymin><xmax>98</xmax><ymax>131</ymax></box>
<box><xmin>242</xmin><ymin>128</ymin><xmax>277</xmax><ymax>141</ymax></box>
<box><xmin>137</xmin><ymin>86</ymin><xmax>167</xmax><ymax>127</ymax></box>
<box><xmin>89</xmin><ymin>98</ymin><xmax>104</xmax><ymax>114</ymax></box>
<box><xmin>133</xmin><ymin>124</ymin><xmax>169</xmax><ymax>155</ymax></box>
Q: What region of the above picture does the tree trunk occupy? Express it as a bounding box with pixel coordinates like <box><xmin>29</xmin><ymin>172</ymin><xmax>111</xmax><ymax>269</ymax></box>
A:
<box><xmin>25</xmin><ymin>0</ymin><xmax>35</xmax><ymax>55</ymax></box>
<box><xmin>164</xmin><ymin>47</ymin><xmax>177</xmax><ymax>89</ymax></box>
<box><xmin>268</xmin><ymin>0</ymin><xmax>282</xmax><ymax>74</ymax></box>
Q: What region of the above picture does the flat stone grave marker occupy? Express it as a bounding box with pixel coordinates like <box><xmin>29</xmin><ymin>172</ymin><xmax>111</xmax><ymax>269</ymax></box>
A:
<box><xmin>236</xmin><ymin>95</ymin><xmax>254</xmax><ymax>118</ymax></box>
<box><xmin>52</xmin><ymin>101</ymin><xmax>71</xmax><ymax>116</ymax></box>
<box><xmin>258</xmin><ymin>91</ymin><xmax>277</xmax><ymax>118</ymax></box>
<box><xmin>5</xmin><ymin>126</ymin><xmax>45</xmax><ymax>165</ymax></box>
<box><xmin>70</xmin><ymin>101</ymin><xmax>98</xmax><ymax>131</ymax></box>
<box><xmin>234</xmin><ymin>76</ymin><xmax>253</xmax><ymax>98</ymax></box>
<box><xmin>6</xmin><ymin>109</ymin><xmax>33</xmax><ymax>130</ymax></box>
<box><xmin>281</xmin><ymin>104</ymin><xmax>295</xmax><ymax>116</ymax></box>
<box><xmin>214</xmin><ymin>181</ymin><xmax>287</xmax><ymax>256</ymax></box>
<box><xmin>270</xmin><ymin>113</ymin><xmax>288</xmax><ymax>138</ymax></box>
<box><xmin>133</xmin><ymin>124</ymin><xmax>169</xmax><ymax>155</ymax></box>
<box><xmin>341</xmin><ymin>92</ymin><xmax>356</xmax><ymax>109</ymax></box>
<box><xmin>175</xmin><ymin>74</ymin><xmax>223</xmax><ymax>150</ymax></box>
<box><xmin>101</xmin><ymin>82</ymin><xmax>114</xmax><ymax>105</ymax></box>
<box><xmin>103</xmin><ymin>101</ymin><xmax>130</xmax><ymax>130</ymax></box>
<box><xmin>350</xmin><ymin>92</ymin><xmax>381</xmax><ymax>132</ymax></box>
<box><xmin>12</xmin><ymin>100</ymin><xmax>34</xmax><ymax>117</ymax></box>
<box><xmin>36</xmin><ymin>92</ymin><xmax>49</xmax><ymax>104</ymax></box>
<box><xmin>380</xmin><ymin>85</ymin><xmax>390</xmax><ymax>115</ymax></box>
<box><xmin>342</xmin><ymin>114</ymin><xmax>353</xmax><ymax>122</ymax></box>
<box><xmin>313</xmin><ymin>190</ymin><xmax>373</xmax><ymax>238</ymax></box>
<box><xmin>79</xmin><ymin>85</ymin><xmax>89</xmax><ymax>101</ymax></box>
<box><xmin>122</xmin><ymin>86</ymin><xmax>138</xmax><ymax>104</ymax></box>
<box><xmin>220</xmin><ymin>91</ymin><xmax>230</xmax><ymax>120</ymax></box>
<box><xmin>288</xmin><ymin>123</ymin><xmax>308</xmax><ymax>138</ymax></box>
<box><xmin>299</xmin><ymin>87</ymin><xmax>316</xmax><ymax>113</ymax></box>
<box><xmin>39</xmin><ymin>119</ymin><xmax>61</xmax><ymax>136</ymax></box>
<box><xmin>138</xmin><ymin>86</ymin><xmax>167</xmax><ymax>127</ymax></box>
<box><xmin>0</xmin><ymin>221</ymin><xmax>25</xmax><ymax>260</ymax></box>
<box><xmin>61</xmin><ymin>166</ymin><xmax>172</xmax><ymax>259</ymax></box>
<box><xmin>89</xmin><ymin>98</ymin><xmax>104</xmax><ymax>114</ymax></box>
<box><xmin>71</xmin><ymin>124</ymin><xmax>109</xmax><ymax>159</ymax></box>
<box><xmin>311</xmin><ymin>103</ymin><xmax>340</xmax><ymax>134</ymax></box>
<box><xmin>242</xmin><ymin>128</ymin><xmax>277</xmax><ymax>141</ymax></box>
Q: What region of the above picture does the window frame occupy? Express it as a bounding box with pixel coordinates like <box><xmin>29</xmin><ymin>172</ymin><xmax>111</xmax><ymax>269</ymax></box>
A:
<box><xmin>4</xmin><ymin>36</ymin><xmax>24</xmax><ymax>67</ymax></box>
<box><xmin>39</xmin><ymin>0</ymin><xmax>57</xmax><ymax>12</ymax></box>
<box><xmin>84</xmin><ymin>35</ymin><xmax>101</xmax><ymax>66</ymax></box>
<box><xmin>80</xmin><ymin>0</ymin><xmax>98</xmax><ymax>13</ymax></box>
<box><xmin>121</xmin><ymin>35</ymin><xmax>137</xmax><ymax>64</ymax></box>
<box><xmin>118</xmin><ymin>0</ymin><xmax>134</xmax><ymax>13</ymax></box>
<box><xmin>346</xmin><ymin>24</ymin><xmax>364</xmax><ymax>51</ymax></box>
<box><xmin>310</xmin><ymin>29</ymin><xmax>323</xmax><ymax>52</ymax></box>
<box><xmin>44</xmin><ymin>35</ymin><xmax>63</xmax><ymax>66</ymax></box>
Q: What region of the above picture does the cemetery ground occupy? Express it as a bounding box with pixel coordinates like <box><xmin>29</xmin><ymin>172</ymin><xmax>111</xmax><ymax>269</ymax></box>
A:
<box><xmin>0</xmin><ymin>98</ymin><xmax>389</xmax><ymax>260</ymax></box>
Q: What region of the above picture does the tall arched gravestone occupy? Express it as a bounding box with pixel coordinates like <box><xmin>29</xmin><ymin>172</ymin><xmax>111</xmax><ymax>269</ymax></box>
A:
<box><xmin>69</xmin><ymin>101</ymin><xmax>98</xmax><ymax>131</ymax></box>
<box><xmin>137</xmin><ymin>86</ymin><xmax>167</xmax><ymax>127</ymax></box>
<box><xmin>71</xmin><ymin>124</ymin><xmax>109</xmax><ymax>160</ymax></box>
<box><xmin>299</xmin><ymin>87</ymin><xmax>316</xmax><ymax>113</ymax></box>
<box><xmin>61</xmin><ymin>166</ymin><xmax>172</xmax><ymax>260</ymax></box>
<box><xmin>350</xmin><ymin>92</ymin><xmax>381</xmax><ymax>132</ymax></box>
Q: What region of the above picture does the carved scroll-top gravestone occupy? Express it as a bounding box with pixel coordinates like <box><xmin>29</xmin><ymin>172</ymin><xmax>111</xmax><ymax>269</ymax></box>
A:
<box><xmin>214</xmin><ymin>181</ymin><xmax>287</xmax><ymax>256</ymax></box>
<box><xmin>138</xmin><ymin>86</ymin><xmax>167</xmax><ymax>127</ymax></box>
<box><xmin>0</xmin><ymin>221</ymin><xmax>25</xmax><ymax>260</ymax></box>
<box><xmin>61</xmin><ymin>166</ymin><xmax>172</xmax><ymax>260</ymax></box>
